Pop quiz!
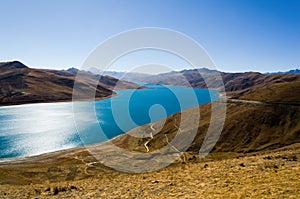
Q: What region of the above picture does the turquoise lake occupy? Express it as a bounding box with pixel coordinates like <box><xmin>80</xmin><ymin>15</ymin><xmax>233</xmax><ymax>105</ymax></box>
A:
<box><xmin>0</xmin><ymin>84</ymin><xmax>219</xmax><ymax>159</ymax></box>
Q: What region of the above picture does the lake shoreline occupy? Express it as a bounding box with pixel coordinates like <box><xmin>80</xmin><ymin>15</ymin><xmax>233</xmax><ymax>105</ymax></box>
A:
<box><xmin>0</xmin><ymin>93</ymin><xmax>119</xmax><ymax>108</ymax></box>
<box><xmin>0</xmin><ymin>124</ymin><xmax>126</xmax><ymax>164</ymax></box>
<box><xmin>0</xmin><ymin>85</ymin><xmax>219</xmax><ymax>160</ymax></box>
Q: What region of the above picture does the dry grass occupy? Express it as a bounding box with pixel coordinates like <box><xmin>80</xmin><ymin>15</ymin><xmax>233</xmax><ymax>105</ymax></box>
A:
<box><xmin>0</xmin><ymin>148</ymin><xmax>299</xmax><ymax>198</ymax></box>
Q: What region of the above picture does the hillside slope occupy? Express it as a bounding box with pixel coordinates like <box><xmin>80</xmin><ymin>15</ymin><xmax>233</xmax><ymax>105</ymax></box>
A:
<box><xmin>113</xmin><ymin>101</ymin><xmax>300</xmax><ymax>155</ymax></box>
<box><xmin>238</xmin><ymin>80</ymin><xmax>300</xmax><ymax>103</ymax></box>
<box><xmin>0</xmin><ymin>61</ymin><xmax>141</xmax><ymax>106</ymax></box>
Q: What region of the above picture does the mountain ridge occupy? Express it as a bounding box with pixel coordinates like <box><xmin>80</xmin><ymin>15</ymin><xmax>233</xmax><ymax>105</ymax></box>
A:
<box><xmin>101</xmin><ymin>68</ymin><xmax>300</xmax><ymax>100</ymax></box>
<box><xmin>0</xmin><ymin>61</ymin><xmax>142</xmax><ymax>106</ymax></box>
<box><xmin>266</xmin><ymin>68</ymin><xmax>300</xmax><ymax>74</ymax></box>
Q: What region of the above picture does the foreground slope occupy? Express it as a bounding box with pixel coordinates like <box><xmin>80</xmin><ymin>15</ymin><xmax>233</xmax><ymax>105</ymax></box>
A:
<box><xmin>0</xmin><ymin>147</ymin><xmax>299</xmax><ymax>198</ymax></box>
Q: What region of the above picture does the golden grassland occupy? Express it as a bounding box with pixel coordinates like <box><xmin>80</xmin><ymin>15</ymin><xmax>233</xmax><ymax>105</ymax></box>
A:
<box><xmin>0</xmin><ymin>146</ymin><xmax>299</xmax><ymax>198</ymax></box>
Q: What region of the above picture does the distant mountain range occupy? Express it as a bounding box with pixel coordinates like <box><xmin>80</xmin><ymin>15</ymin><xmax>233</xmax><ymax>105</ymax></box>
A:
<box><xmin>0</xmin><ymin>61</ymin><xmax>141</xmax><ymax>106</ymax></box>
<box><xmin>89</xmin><ymin>68</ymin><xmax>300</xmax><ymax>101</ymax></box>
<box><xmin>266</xmin><ymin>69</ymin><xmax>300</xmax><ymax>74</ymax></box>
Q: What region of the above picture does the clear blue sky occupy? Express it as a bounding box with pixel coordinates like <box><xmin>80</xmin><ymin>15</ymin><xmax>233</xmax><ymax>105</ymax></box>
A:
<box><xmin>0</xmin><ymin>0</ymin><xmax>299</xmax><ymax>72</ymax></box>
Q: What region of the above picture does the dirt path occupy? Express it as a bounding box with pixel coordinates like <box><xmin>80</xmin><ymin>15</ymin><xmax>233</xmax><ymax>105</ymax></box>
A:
<box><xmin>228</xmin><ymin>98</ymin><xmax>300</xmax><ymax>107</ymax></box>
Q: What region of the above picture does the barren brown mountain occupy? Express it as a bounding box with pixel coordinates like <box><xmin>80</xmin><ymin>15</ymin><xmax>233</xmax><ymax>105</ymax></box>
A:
<box><xmin>114</xmin><ymin>68</ymin><xmax>300</xmax><ymax>99</ymax></box>
<box><xmin>0</xmin><ymin>61</ymin><xmax>142</xmax><ymax>106</ymax></box>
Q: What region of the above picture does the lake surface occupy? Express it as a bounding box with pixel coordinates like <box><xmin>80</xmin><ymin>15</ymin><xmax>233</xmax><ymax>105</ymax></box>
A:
<box><xmin>0</xmin><ymin>84</ymin><xmax>219</xmax><ymax>159</ymax></box>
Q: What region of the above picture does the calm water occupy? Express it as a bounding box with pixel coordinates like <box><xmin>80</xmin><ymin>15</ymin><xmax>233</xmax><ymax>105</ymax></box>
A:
<box><xmin>0</xmin><ymin>84</ymin><xmax>219</xmax><ymax>159</ymax></box>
